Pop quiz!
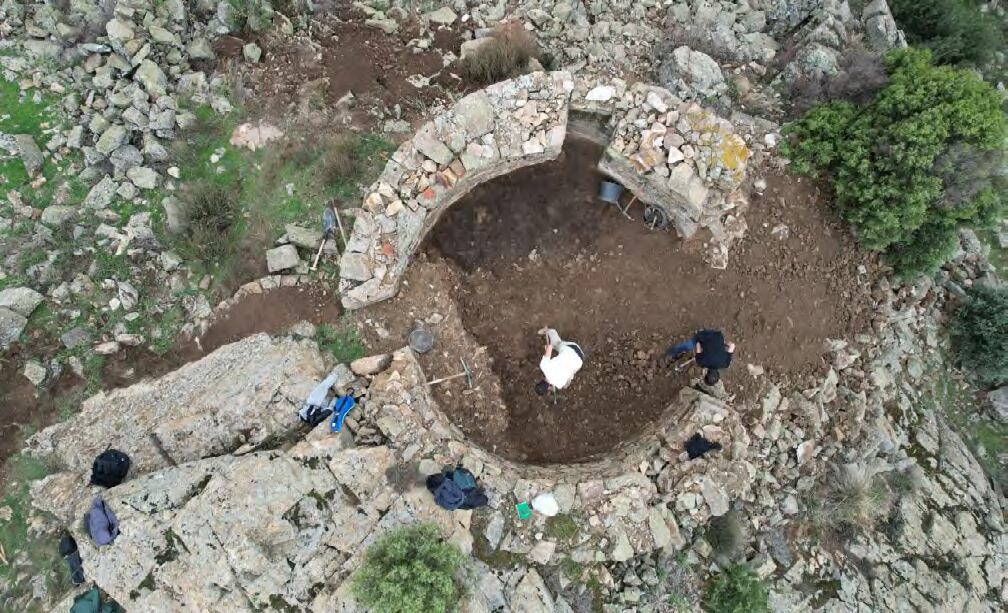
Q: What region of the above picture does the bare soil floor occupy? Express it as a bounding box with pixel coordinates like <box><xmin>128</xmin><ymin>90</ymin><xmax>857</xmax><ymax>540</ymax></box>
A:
<box><xmin>217</xmin><ymin>2</ymin><xmax>463</xmax><ymax>122</ymax></box>
<box><xmin>416</xmin><ymin>137</ymin><xmax>877</xmax><ymax>463</ymax></box>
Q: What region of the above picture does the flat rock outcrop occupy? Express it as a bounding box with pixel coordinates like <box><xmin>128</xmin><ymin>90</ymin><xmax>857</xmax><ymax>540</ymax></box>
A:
<box><xmin>27</xmin><ymin>333</ymin><xmax>327</xmax><ymax>476</ymax></box>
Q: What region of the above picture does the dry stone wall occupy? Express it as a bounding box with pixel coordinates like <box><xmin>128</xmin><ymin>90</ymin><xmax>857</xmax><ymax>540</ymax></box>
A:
<box><xmin>29</xmin><ymin>337</ymin><xmax>753</xmax><ymax>611</ymax></box>
<box><xmin>339</xmin><ymin>72</ymin><xmax>756</xmax><ymax>308</ymax></box>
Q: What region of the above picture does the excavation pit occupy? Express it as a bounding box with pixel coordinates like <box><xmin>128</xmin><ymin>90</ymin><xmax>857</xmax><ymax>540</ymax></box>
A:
<box><xmin>416</xmin><ymin>136</ymin><xmax>876</xmax><ymax>464</ymax></box>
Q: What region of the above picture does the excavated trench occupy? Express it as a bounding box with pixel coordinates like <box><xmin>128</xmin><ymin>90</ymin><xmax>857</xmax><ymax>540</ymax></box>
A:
<box><xmin>420</xmin><ymin>136</ymin><xmax>875</xmax><ymax>463</ymax></box>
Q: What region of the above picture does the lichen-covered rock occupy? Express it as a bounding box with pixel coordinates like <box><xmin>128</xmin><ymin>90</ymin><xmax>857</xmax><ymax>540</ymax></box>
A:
<box><xmin>26</xmin><ymin>334</ymin><xmax>329</xmax><ymax>476</ymax></box>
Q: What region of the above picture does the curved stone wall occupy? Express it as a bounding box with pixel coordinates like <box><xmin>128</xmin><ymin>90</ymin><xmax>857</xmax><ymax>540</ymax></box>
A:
<box><xmin>338</xmin><ymin>72</ymin><xmax>755</xmax><ymax>308</ymax></box>
<box><xmin>359</xmin><ymin>348</ymin><xmax>755</xmax><ymax>564</ymax></box>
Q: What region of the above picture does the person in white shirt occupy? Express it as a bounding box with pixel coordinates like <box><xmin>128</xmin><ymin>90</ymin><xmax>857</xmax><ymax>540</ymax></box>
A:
<box><xmin>536</xmin><ymin>327</ymin><xmax>584</xmax><ymax>395</ymax></box>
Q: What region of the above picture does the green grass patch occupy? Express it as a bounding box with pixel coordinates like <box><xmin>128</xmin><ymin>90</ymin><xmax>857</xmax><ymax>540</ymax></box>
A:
<box><xmin>163</xmin><ymin>100</ymin><xmax>394</xmax><ymax>289</ymax></box>
<box><xmin>0</xmin><ymin>454</ymin><xmax>69</xmax><ymax>608</ymax></box>
<box><xmin>316</xmin><ymin>322</ymin><xmax>365</xmax><ymax>364</ymax></box>
<box><xmin>921</xmin><ymin>361</ymin><xmax>1008</xmax><ymax>492</ymax></box>
<box><xmin>544</xmin><ymin>513</ymin><xmax>580</xmax><ymax>545</ymax></box>
<box><xmin>0</xmin><ymin>77</ymin><xmax>68</xmax><ymax>202</ymax></box>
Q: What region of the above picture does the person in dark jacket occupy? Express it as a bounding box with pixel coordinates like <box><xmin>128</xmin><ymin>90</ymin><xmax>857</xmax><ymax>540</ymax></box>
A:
<box><xmin>662</xmin><ymin>329</ymin><xmax>735</xmax><ymax>385</ymax></box>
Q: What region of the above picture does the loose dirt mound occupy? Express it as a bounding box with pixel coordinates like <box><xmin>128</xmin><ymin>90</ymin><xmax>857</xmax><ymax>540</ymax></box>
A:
<box><xmin>423</xmin><ymin>137</ymin><xmax>876</xmax><ymax>463</ymax></box>
<box><xmin>217</xmin><ymin>4</ymin><xmax>459</xmax><ymax>120</ymax></box>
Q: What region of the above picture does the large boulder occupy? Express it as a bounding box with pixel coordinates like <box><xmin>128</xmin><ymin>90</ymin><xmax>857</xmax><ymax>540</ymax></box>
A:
<box><xmin>26</xmin><ymin>333</ymin><xmax>329</xmax><ymax>476</ymax></box>
<box><xmin>657</xmin><ymin>46</ymin><xmax>726</xmax><ymax>98</ymax></box>
<box><xmin>30</xmin><ymin>439</ymin><xmax>465</xmax><ymax>610</ymax></box>
<box><xmin>987</xmin><ymin>387</ymin><xmax>1008</xmax><ymax>423</ymax></box>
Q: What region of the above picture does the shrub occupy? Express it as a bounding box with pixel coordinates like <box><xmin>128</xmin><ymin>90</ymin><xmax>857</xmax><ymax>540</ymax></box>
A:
<box><xmin>704</xmin><ymin>564</ymin><xmax>769</xmax><ymax>613</ymax></box>
<box><xmin>951</xmin><ymin>284</ymin><xmax>1008</xmax><ymax>387</ymax></box>
<box><xmin>705</xmin><ymin>511</ymin><xmax>745</xmax><ymax>557</ymax></box>
<box><xmin>178</xmin><ymin>179</ymin><xmax>242</xmax><ymax>264</ymax></box>
<box><xmin>789</xmin><ymin>46</ymin><xmax>889</xmax><ymax>114</ymax></box>
<box><xmin>351</xmin><ymin>524</ymin><xmax>466</xmax><ymax>613</ymax></box>
<box><xmin>461</xmin><ymin>23</ymin><xmax>539</xmax><ymax>85</ymax></box>
<box><xmin>808</xmin><ymin>463</ymin><xmax>892</xmax><ymax>538</ymax></box>
<box><xmin>889</xmin><ymin>0</ymin><xmax>1003</xmax><ymax>66</ymax></box>
<box><xmin>781</xmin><ymin>48</ymin><xmax>1007</xmax><ymax>276</ymax></box>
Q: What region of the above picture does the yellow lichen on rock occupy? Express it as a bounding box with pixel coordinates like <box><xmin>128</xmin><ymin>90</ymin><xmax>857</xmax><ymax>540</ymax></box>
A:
<box><xmin>719</xmin><ymin>133</ymin><xmax>751</xmax><ymax>172</ymax></box>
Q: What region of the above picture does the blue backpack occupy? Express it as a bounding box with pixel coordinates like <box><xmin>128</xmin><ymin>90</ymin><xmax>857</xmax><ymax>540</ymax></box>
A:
<box><xmin>449</xmin><ymin>467</ymin><xmax>477</xmax><ymax>491</ymax></box>
<box><xmin>426</xmin><ymin>467</ymin><xmax>487</xmax><ymax>511</ymax></box>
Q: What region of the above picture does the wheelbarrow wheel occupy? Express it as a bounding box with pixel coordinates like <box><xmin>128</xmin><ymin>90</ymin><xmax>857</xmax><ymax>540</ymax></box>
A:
<box><xmin>643</xmin><ymin>205</ymin><xmax>670</xmax><ymax>230</ymax></box>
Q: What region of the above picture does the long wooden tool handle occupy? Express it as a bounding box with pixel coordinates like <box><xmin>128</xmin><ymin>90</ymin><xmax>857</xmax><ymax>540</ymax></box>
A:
<box><xmin>428</xmin><ymin>372</ymin><xmax>467</xmax><ymax>385</ymax></box>
<box><xmin>310</xmin><ymin>239</ymin><xmax>326</xmax><ymax>271</ymax></box>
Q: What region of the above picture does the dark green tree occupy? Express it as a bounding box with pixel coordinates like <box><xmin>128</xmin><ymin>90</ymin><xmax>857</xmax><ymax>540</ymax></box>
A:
<box><xmin>782</xmin><ymin>48</ymin><xmax>1007</xmax><ymax>276</ymax></box>
<box><xmin>889</xmin><ymin>0</ymin><xmax>1003</xmax><ymax>66</ymax></box>
<box><xmin>951</xmin><ymin>284</ymin><xmax>1008</xmax><ymax>387</ymax></box>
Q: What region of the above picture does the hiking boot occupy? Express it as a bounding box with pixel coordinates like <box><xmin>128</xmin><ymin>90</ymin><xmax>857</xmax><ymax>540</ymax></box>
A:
<box><xmin>59</xmin><ymin>532</ymin><xmax>85</xmax><ymax>585</ymax></box>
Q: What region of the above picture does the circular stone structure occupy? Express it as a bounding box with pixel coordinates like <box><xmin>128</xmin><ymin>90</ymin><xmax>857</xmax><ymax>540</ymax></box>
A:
<box><xmin>338</xmin><ymin>71</ymin><xmax>756</xmax><ymax>308</ymax></box>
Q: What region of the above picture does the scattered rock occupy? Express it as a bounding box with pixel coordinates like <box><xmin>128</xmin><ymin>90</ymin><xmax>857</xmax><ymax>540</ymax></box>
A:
<box><xmin>93</xmin><ymin>341</ymin><xmax>121</xmax><ymax>355</ymax></box>
<box><xmin>22</xmin><ymin>360</ymin><xmax>47</xmax><ymax>386</ymax></box>
<box><xmin>13</xmin><ymin>134</ymin><xmax>43</xmax><ymax>177</ymax></box>
<box><xmin>426</xmin><ymin>7</ymin><xmax>458</xmax><ymax>25</ymax></box>
<box><xmin>266</xmin><ymin>244</ymin><xmax>300</xmax><ymax>272</ymax></box>
<box><xmin>95</xmin><ymin>126</ymin><xmax>128</xmax><ymax>156</ymax></box>
<box><xmin>60</xmin><ymin>327</ymin><xmax>91</xmax><ymax>350</ymax></box>
<box><xmin>284</xmin><ymin>224</ymin><xmax>323</xmax><ymax>250</ymax></box>
<box><xmin>350</xmin><ymin>354</ymin><xmax>392</xmax><ymax>376</ymax></box>
<box><xmin>243</xmin><ymin>42</ymin><xmax>262</xmax><ymax>63</ymax></box>
<box><xmin>135</xmin><ymin>60</ymin><xmax>168</xmax><ymax>96</ymax></box>
<box><xmin>229</xmin><ymin>121</ymin><xmax>283</xmax><ymax>151</ymax></box>
<box><xmin>126</xmin><ymin>166</ymin><xmax>159</xmax><ymax>189</ymax></box>
<box><xmin>0</xmin><ymin>308</ymin><xmax>27</xmax><ymax>349</ymax></box>
<box><xmin>40</xmin><ymin>205</ymin><xmax>76</xmax><ymax>226</ymax></box>
<box><xmin>987</xmin><ymin>387</ymin><xmax>1008</xmax><ymax>423</ymax></box>
<box><xmin>0</xmin><ymin>286</ymin><xmax>44</xmax><ymax>317</ymax></box>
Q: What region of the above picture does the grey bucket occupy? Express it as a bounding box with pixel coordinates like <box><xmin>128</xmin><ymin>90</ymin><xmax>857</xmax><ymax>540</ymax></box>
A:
<box><xmin>598</xmin><ymin>181</ymin><xmax>624</xmax><ymax>205</ymax></box>
<box><xmin>409</xmin><ymin>329</ymin><xmax>435</xmax><ymax>354</ymax></box>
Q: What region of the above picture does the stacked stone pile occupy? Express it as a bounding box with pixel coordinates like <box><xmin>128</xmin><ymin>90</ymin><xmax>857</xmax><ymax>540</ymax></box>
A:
<box><xmin>580</xmin><ymin>80</ymin><xmax>757</xmax><ymax>268</ymax></box>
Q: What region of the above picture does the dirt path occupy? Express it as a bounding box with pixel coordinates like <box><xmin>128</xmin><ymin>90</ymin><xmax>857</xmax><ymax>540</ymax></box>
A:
<box><xmin>420</xmin><ymin>137</ymin><xmax>877</xmax><ymax>463</ymax></box>
<box><xmin>0</xmin><ymin>285</ymin><xmax>343</xmax><ymax>462</ymax></box>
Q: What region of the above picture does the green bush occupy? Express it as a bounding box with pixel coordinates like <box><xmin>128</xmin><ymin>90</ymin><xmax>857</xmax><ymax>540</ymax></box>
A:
<box><xmin>889</xmin><ymin>0</ymin><xmax>1003</xmax><ymax>66</ymax></box>
<box><xmin>951</xmin><ymin>284</ymin><xmax>1008</xmax><ymax>387</ymax></box>
<box><xmin>178</xmin><ymin>179</ymin><xmax>242</xmax><ymax>265</ymax></box>
<box><xmin>351</xmin><ymin>524</ymin><xmax>466</xmax><ymax>613</ymax></box>
<box><xmin>704</xmin><ymin>564</ymin><xmax>769</xmax><ymax>613</ymax></box>
<box><xmin>782</xmin><ymin>48</ymin><xmax>1007</xmax><ymax>276</ymax></box>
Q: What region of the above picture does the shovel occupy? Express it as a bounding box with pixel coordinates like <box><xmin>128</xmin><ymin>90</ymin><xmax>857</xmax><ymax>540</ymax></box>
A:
<box><xmin>311</xmin><ymin>206</ymin><xmax>338</xmax><ymax>271</ymax></box>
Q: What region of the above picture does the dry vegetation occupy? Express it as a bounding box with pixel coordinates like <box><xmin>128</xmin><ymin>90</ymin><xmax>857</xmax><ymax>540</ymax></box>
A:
<box><xmin>461</xmin><ymin>23</ymin><xmax>541</xmax><ymax>85</ymax></box>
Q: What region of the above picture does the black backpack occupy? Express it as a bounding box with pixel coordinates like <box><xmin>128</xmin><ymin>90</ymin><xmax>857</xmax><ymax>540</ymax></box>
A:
<box><xmin>90</xmin><ymin>449</ymin><xmax>131</xmax><ymax>488</ymax></box>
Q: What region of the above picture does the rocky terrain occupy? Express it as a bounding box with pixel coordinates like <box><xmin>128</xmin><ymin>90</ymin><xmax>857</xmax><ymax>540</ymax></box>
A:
<box><xmin>0</xmin><ymin>0</ymin><xmax>1005</xmax><ymax>612</ymax></box>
